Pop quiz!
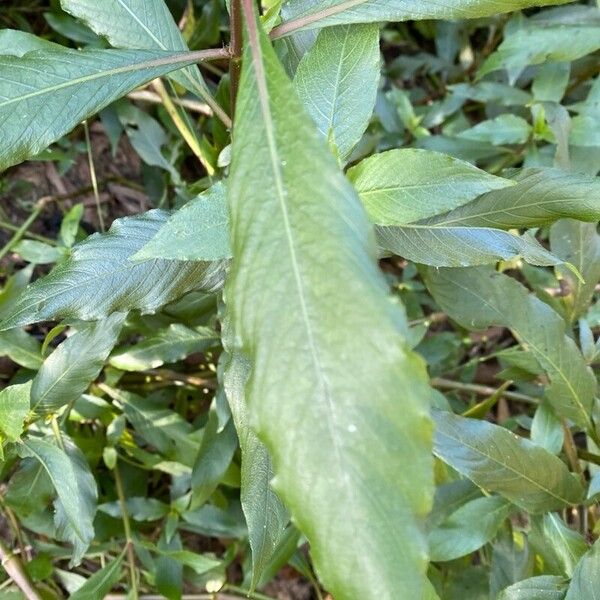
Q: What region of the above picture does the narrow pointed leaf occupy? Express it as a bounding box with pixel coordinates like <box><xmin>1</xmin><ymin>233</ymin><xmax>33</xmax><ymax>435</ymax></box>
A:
<box><xmin>376</xmin><ymin>224</ymin><xmax>562</xmax><ymax>267</ymax></box>
<box><xmin>226</xmin><ymin>7</ymin><xmax>433</xmax><ymax>598</ymax></box>
<box><xmin>424</xmin><ymin>267</ymin><xmax>596</xmax><ymax>430</ymax></box>
<box><xmin>432</xmin><ymin>411</ymin><xmax>584</xmax><ymax>512</ymax></box>
<box><xmin>69</xmin><ymin>551</ymin><xmax>125</xmax><ymax>600</ymax></box>
<box><xmin>0</xmin><ymin>47</ymin><xmax>220</xmax><ymax>171</ymax></box>
<box><xmin>31</xmin><ymin>313</ymin><xmax>125</xmax><ymax>415</ymax></box>
<box><xmin>1</xmin><ymin>211</ymin><xmax>226</xmax><ymax>330</ymax></box>
<box><xmin>135</xmin><ymin>183</ymin><xmax>232</xmax><ymax>262</ymax></box>
<box><xmin>426</xmin><ymin>169</ymin><xmax>600</xmax><ymax>230</ymax></box>
<box><xmin>294</xmin><ymin>23</ymin><xmax>380</xmax><ymax>159</ymax></box>
<box><xmin>276</xmin><ymin>0</ymin><xmax>572</xmax><ymax>34</ymax></box>
<box><xmin>347</xmin><ymin>149</ymin><xmax>512</xmax><ymax>225</ymax></box>
<box><xmin>18</xmin><ymin>437</ymin><xmax>97</xmax><ymax>563</ymax></box>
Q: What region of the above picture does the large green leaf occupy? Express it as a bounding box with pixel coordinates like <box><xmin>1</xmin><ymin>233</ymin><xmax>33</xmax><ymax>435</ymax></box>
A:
<box><xmin>226</xmin><ymin>6</ymin><xmax>433</xmax><ymax>599</ymax></box>
<box><xmin>428</xmin><ymin>496</ymin><xmax>513</xmax><ymax>562</ymax></box>
<box><xmin>109</xmin><ymin>323</ymin><xmax>218</xmax><ymax>371</ymax></box>
<box><xmin>18</xmin><ymin>437</ymin><xmax>97</xmax><ymax>564</ymax></box>
<box><xmin>347</xmin><ymin>149</ymin><xmax>512</xmax><ymax>225</ymax></box>
<box><xmin>0</xmin><ymin>382</ymin><xmax>31</xmax><ymax>442</ymax></box>
<box><xmin>274</xmin><ymin>0</ymin><xmax>572</xmax><ymax>34</ymax></box>
<box><xmin>425</xmin><ymin>169</ymin><xmax>600</xmax><ymax>230</ymax></box>
<box><xmin>69</xmin><ymin>550</ymin><xmax>125</xmax><ymax>600</ymax></box>
<box><xmin>498</xmin><ymin>576</ymin><xmax>568</xmax><ymax>600</ymax></box>
<box><xmin>60</xmin><ymin>0</ymin><xmax>226</xmax><ymax>119</ymax></box>
<box><xmin>1</xmin><ymin>211</ymin><xmax>226</xmax><ymax>330</ymax></box>
<box><xmin>376</xmin><ymin>224</ymin><xmax>562</xmax><ymax>267</ymax></box>
<box><xmin>0</xmin><ymin>46</ymin><xmax>220</xmax><ymax>171</ymax></box>
<box><xmin>432</xmin><ymin>411</ymin><xmax>584</xmax><ymax>512</ymax></box>
<box><xmin>31</xmin><ymin>313</ymin><xmax>125</xmax><ymax>415</ymax></box>
<box><xmin>294</xmin><ymin>23</ymin><xmax>380</xmax><ymax>159</ymax></box>
<box><xmin>565</xmin><ymin>541</ymin><xmax>600</xmax><ymax>599</ymax></box>
<box><xmin>424</xmin><ymin>267</ymin><xmax>596</xmax><ymax>430</ymax></box>
<box><xmin>135</xmin><ymin>183</ymin><xmax>232</xmax><ymax>262</ymax></box>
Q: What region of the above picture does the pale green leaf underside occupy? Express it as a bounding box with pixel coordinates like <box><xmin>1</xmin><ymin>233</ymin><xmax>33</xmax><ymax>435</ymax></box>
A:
<box><xmin>1</xmin><ymin>210</ymin><xmax>226</xmax><ymax>330</ymax></box>
<box><xmin>377</xmin><ymin>224</ymin><xmax>562</xmax><ymax>267</ymax></box>
<box><xmin>0</xmin><ymin>382</ymin><xmax>31</xmax><ymax>442</ymax></box>
<box><xmin>60</xmin><ymin>0</ymin><xmax>209</xmax><ymax>101</ymax></box>
<box><xmin>0</xmin><ymin>47</ymin><xmax>211</xmax><ymax>171</ymax></box>
<box><xmin>565</xmin><ymin>542</ymin><xmax>600</xmax><ymax>600</ymax></box>
<box><xmin>294</xmin><ymin>23</ymin><xmax>380</xmax><ymax>159</ymax></box>
<box><xmin>425</xmin><ymin>267</ymin><xmax>596</xmax><ymax>429</ymax></box>
<box><xmin>226</xmin><ymin>9</ymin><xmax>432</xmax><ymax>599</ymax></box>
<box><xmin>427</xmin><ymin>169</ymin><xmax>600</xmax><ymax>230</ymax></box>
<box><xmin>135</xmin><ymin>183</ymin><xmax>232</xmax><ymax>262</ymax></box>
<box><xmin>278</xmin><ymin>0</ymin><xmax>572</xmax><ymax>33</ymax></box>
<box><xmin>432</xmin><ymin>411</ymin><xmax>584</xmax><ymax>512</ymax></box>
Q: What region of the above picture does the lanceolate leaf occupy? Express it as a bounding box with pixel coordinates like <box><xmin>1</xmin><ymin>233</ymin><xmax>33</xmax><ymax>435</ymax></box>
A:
<box><xmin>347</xmin><ymin>149</ymin><xmax>512</xmax><ymax>225</ymax></box>
<box><xmin>31</xmin><ymin>313</ymin><xmax>126</xmax><ymax>415</ymax></box>
<box><xmin>18</xmin><ymin>437</ymin><xmax>97</xmax><ymax>564</ymax></box>
<box><xmin>274</xmin><ymin>0</ymin><xmax>572</xmax><ymax>35</ymax></box>
<box><xmin>0</xmin><ymin>47</ymin><xmax>222</xmax><ymax>171</ymax></box>
<box><xmin>226</xmin><ymin>5</ymin><xmax>433</xmax><ymax>598</ymax></box>
<box><xmin>294</xmin><ymin>23</ymin><xmax>380</xmax><ymax>159</ymax></box>
<box><xmin>1</xmin><ymin>211</ymin><xmax>226</xmax><ymax>330</ymax></box>
<box><xmin>221</xmin><ymin>315</ymin><xmax>288</xmax><ymax>588</ymax></box>
<box><xmin>109</xmin><ymin>324</ymin><xmax>219</xmax><ymax>371</ymax></box>
<box><xmin>376</xmin><ymin>224</ymin><xmax>562</xmax><ymax>267</ymax></box>
<box><xmin>425</xmin><ymin>169</ymin><xmax>600</xmax><ymax>230</ymax></box>
<box><xmin>60</xmin><ymin>0</ymin><xmax>227</xmax><ymax>121</ymax></box>
<box><xmin>69</xmin><ymin>550</ymin><xmax>125</xmax><ymax>600</ymax></box>
<box><xmin>135</xmin><ymin>183</ymin><xmax>232</xmax><ymax>262</ymax></box>
<box><xmin>424</xmin><ymin>268</ymin><xmax>596</xmax><ymax>430</ymax></box>
<box><xmin>432</xmin><ymin>411</ymin><xmax>584</xmax><ymax>513</ymax></box>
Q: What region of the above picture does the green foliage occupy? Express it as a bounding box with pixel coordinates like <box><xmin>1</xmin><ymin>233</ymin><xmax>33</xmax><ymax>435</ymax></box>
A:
<box><xmin>0</xmin><ymin>0</ymin><xmax>599</xmax><ymax>598</ymax></box>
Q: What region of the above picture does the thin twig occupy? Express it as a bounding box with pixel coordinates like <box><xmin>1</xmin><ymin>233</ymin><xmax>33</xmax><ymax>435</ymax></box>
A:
<box><xmin>431</xmin><ymin>377</ymin><xmax>539</xmax><ymax>404</ymax></box>
<box><xmin>83</xmin><ymin>120</ymin><xmax>105</xmax><ymax>232</ymax></box>
<box><xmin>114</xmin><ymin>462</ymin><xmax>138</xmax><ymax>600</ymax></box>
<box><xmin>0</xmin><ymin>539</ymin><xmax>43</xmax><ymax>600</ymax></box>
<box><xmin>127</xmin><ymin>90</ymin><xmax>211</xmax><ymax>115</ymax></box>
<box><xmin>229</xmin><ymin>0</ymin><xmax>243</xmax><ymax>118</ymax></box>
<box><xmin>0</xmin><ymin>197</ymin><xmax>49</xmax><ymax>262</ymax></box>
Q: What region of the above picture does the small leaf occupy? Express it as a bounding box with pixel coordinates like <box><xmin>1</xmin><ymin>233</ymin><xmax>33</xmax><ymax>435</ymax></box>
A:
<box><xmin>31</xmin><ymin>313</ymin><xmax>125</xmax><ymax>415</ymax></box>
<box><xmin>134</xmin><ymin>183</ymin><xmax>232</xmax><ymax>262</ymax></box>
<box><xmin>531</xmin><ymin>401</ymin><xmax>564</xmax><ymax>455</ymax></box>
<box><xmin>18</xmin><ymin>437</ymin><xmax>97</xmax><ymax>564</ymax></box>
<box><xmin>110</xmin><ymin>323</ymin><xmax>218</xmax><ymax>371</ymax></box>
<box><xmin>69</xmin><ymin>550</ymin><xmax>125</xmax><ymax>600</ymax></box>
<box><xmin>0</xmin><ymin>328</ymin><xmax>43</xmax><ymax>369</ymax></box>
<box><xmin>458</xmin><ymin>114</ymin><xmax>532</xmax><ymax>145</ymax></box>
<box><xmin>1</xmin><ymin>210</ymin><xmax>226</xmax><ymax>330</ymax></box>
<box><xmin>347</xmin><ymin>148</ymin><xmax>512</xmax><ymax>225</ymax></box>
<box><xmin>428</xmin><ymin>496</ymin><xmax>513</xmax><ymax>562</ymax></box>
<box><xmin>432</xmin><ymin>410</ymin><xmax>584</xmax><ymax>512</ymax></box>
<box><xmin>294</xmin><ymin>23</ymin><xmax>380</xmax><ymax>159</ymax></box>
<box><xmin>0</xmin><ymin>382</ymin><xmax>31</xmax><ymax>442</ymax></box>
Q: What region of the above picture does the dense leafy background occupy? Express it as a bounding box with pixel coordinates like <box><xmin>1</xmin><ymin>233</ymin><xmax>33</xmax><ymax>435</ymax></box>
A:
<box><xmin>0</xmin><ymin>0</ymin><xmax>599</xmax><ymax>599</ymax></box>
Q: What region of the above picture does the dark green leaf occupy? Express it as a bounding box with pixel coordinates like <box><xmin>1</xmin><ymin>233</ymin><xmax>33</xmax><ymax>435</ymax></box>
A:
<box><xmin>69</xmin><ymin>551</ymin><xmax>125</xmax><ymax>600</ymax></box>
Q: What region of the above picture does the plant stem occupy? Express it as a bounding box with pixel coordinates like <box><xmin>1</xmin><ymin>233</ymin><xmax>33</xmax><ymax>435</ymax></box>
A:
<box><xmin>50</xmin><ymin>416</ymin><xmax>65</xmax><ymax>451</ymax></box>
<box><xmin>0</xmin><ymin>539</ymin><xmax>43</xmax><ymax>600</ymax></box>
<box><xmin>562</xmin><ymin>420</ymin><xmax>583</xmax><ymax>476</ymax></box>
<box><xmin>114</xmin><ymin>462</ymin><xmax>138</xmax><ymax>600</ymax></box>
<box><xmin>0</xmin><ymin>221</ymin><xmax>55</xmax><ymax>245</ymax></box>
<box><xmin>224</xmin><ymin>584</ymin><xmax>278</xmax><ymax>600</ymax></box>
<box><xmin>83</xmin><ymin>120</ymin><xmax>105</xmax><ymax>232</ymax></box>
<box><xmin>0</xmin><ymin>197</ymin><xmax>48</xmax><ymax>262</ymax></box>
<box><xmin>576</xmin><ymin>448</ymin><xmax>600</xmax><ymax>467</ymax></box>
<box><xmin>229</xmin><ymin>0</ymin><xmax>243</xmax><ymax>118</ymax></box>
<box><xmin>431</xmin><ymin>377</ymin><xmax>539</xmax><ymax>404</ymax></box>
<box><xmin>152</xmin><ymin>79</ymin><xmax>215</xmax><ymax>175</ymax></box>
<box><xmin>127</xmin><ymin>90</ymin><xmax>211</xmax><ymax>116</ymax></box>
